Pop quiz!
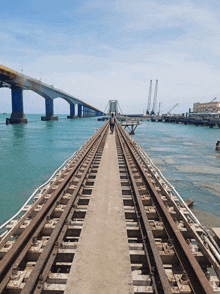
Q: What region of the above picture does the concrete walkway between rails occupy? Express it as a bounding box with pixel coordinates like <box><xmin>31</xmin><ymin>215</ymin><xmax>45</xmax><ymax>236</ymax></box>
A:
<box><xmin>65</xmin><ymin>129</ymin><xmax>134</xmax><ymax>294</ymax></box>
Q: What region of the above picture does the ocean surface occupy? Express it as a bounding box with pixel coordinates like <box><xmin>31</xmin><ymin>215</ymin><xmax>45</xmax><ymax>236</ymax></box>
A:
<box><xmin>0</xmin><ymin>114</ymin><xmax>220</xmax><ymax>226</ymax></box>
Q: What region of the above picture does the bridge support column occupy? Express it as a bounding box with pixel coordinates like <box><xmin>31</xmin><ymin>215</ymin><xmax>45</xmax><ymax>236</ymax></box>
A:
<box><xmin>90</xmin><ymin>108</ymin><xmax>94</xmax><ymax>117</ymax></box>
<box><xmin>84</xmin><ymin>106</ymin><xmax>87</xmax><ymax>117</ymax></box>
<box><xmin>67</xmin><ymin>103</ymin><xmax>75</xmax><ymax>119</ymax></box>
<box><xmin>87</xmin><ymin>107</ymin><xmax>90</xmax><ymax>117</ymax></box>
<box><xmin>41</xmin><ymin>99</ymin><xmax>58</xmax><ymax>121</ymax></box>
<box><xmin>6</xmin><ymin>87</ymin><xmax>27</xmax><ymax>124</ymax></box>
<box><xmin>78</xmin><ymin>104</ymin><xmax>82</xmax><ymax>117</ymax></box>
<box><xmin>91</xmin><ymin>108</ymin><xmax>95</xmax><ymax>117</ymax></box>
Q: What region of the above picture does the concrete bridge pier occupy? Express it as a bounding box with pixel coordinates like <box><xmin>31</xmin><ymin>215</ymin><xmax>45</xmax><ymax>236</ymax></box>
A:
<box><xmin>67</xmin><ymin>103</ymin><xmax>75</xmax><ymax>119</ymax></box>
<box><xmin>78</xmin><ymin>104</ymin><xmax>82</xmax><ymax>117</ymax></box>
<box><xmin>86</xmin><ymin>106</ymin><xmax>92</xmax><ymax>117</ymax></box>
<box><xmin>84</xmin><ymin>106</ymin><xmax>88</xmax><ymax>117</ymax></box>
<box><xmin>6</xmin><ymin>87</ymin><xmax>27</xmax><ymax>124</ymax></box>
<box><xmin>87</xmin><ymin>106</ymin><xmax>94</xmax><ymax>117</ymax></box>
<box><xmin>91</xmin><ymin>107</ymin><xmax>96</xmax><ymax>117</ymax></box>
<box><xmin>86</xmin><ymin>106</ymin><xmax>96</xmax><ymax>117</ymax></box>
<box><xmin>90</xmin><ymin>108</ymin><xmax>94</xmax><ymax>116</ymax></box>
<box><xmin>41</xmin><ymin>99</ymin><xmax>58</xmax><ymax>121</ymax></box>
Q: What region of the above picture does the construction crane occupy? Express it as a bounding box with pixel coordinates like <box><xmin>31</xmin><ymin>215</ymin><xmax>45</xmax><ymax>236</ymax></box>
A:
<box><xmin>151</xmin><ymin>80</ymin><xmax>158</xmax><ymax>115</ymax></box>
<box><xmin>146</xmin><ymin>80</ymin><xmax>152</xmax><ymax>114</ymax></box>
<box><xmin>210</xmin><ymin>97</ymin><xmax>217</xmax><ymax>102</ymax></box>
<box><xmin>162</xmin><ymin>103</ymin><xmax>179</xmax><ymax>116</ymax></box>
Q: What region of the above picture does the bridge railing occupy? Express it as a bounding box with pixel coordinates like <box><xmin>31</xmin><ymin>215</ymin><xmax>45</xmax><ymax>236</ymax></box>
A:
<box><xmin>0</xmin><ymin>64</ymin><xmax>17</xmax><ymax>80</ymax></box>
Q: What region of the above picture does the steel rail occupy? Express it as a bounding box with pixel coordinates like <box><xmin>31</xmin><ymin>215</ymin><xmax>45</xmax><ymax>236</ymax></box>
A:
<box><xmin>0</xmin><ymin>148</ymin><xmax>80</xmax><ymax>235</ymax></box>
<box><xmin>116</xmin><ymin>122</ymin><xmax>214</xmax><ymax>294</ymax></box>
<box><xmin>0</xmin><ymin>123</ymin><xmax>107</xmax><ymax>292</ymax></box>
<box><xmin>116</xmin><ymin>124</ymin><xmax>172</xmax><ymax>294</ymax></box>
<box><xmin>33</xmin><ymin>206</ymin><xmax>76</xmax><ymax>294</ymax></box>
<box><xmin>131</xmin><ymin>138</ymin><xmax>220</xmax><ymax>278</ymax></box>
<box><xmin>20</xmin><ymin>124</ymin><xmax>108</xmax><ymax>294</ymax></box>
<box><xmin>0</xmin><ymin>140</ymin><xmax>87</xmax><ymax>249</ymax></box>
<box><xmin>0</xmin><ymin>122</ymin><xmax>108</xmax><ymax>292</ymax></box>
<box><xmin>0</xmin><ymin>194</ymin><xmax>62</xmax><ymax>293</ymax></box>
<box><xmin>33</xmin><ymin>134</ymin><xmax>108</xmax><ymax>294</ymax></box>
<box><xmin>127</xmin><ymin>136</ymin><xmax>220</xmax><ymax>279</ymax></box>
<box><xmin>134</xmin><ymin>138</ymin><xmax>202</xmax><ymax>224</ymax></box>
<box><xmin>0</xmin><ymin>124</ymin><xmax>107</xmax><ymax>292</ymax></box>
<box><xmin>0</xmin><ymin>123</ymin><xmax>105</xmax><ymax>251</ymax></box>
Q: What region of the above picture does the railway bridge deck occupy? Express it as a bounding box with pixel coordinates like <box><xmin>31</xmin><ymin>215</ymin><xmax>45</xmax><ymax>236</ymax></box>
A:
<box><xmin>0</xmin><ymin>122</ymin><xmax>220</xmax><ymax>294</ymax></box>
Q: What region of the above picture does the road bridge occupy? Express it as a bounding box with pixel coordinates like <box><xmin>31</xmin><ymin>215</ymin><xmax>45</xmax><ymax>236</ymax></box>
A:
<box><xmin>0</xmin><ymin>65</ymin><xmax>105</xmax><ymax>124</ymax></box>
<box><xmin>0</xmin><ymin>122</ymin><xmax>220</xmax><ymax>293</ymax></box>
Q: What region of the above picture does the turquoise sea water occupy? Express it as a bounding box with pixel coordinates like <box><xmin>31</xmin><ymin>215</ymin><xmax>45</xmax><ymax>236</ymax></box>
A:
<box><xmin>135</xmin><ymin>121</ymin><xmax>220</xmax><ymax>218</ymax></box>
<box><xmin>0</xmin><ymin>114</ymin><xmax>220</xmax><ymax>226</ymax></box>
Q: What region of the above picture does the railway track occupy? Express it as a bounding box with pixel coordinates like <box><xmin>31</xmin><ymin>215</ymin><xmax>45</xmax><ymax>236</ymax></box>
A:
<box><xmin>116</xmin><ymin>122</ymin><xmax>220</xmax><ymax>294</ymax></box>
<box><xmin>0</xmin><ymin>121</ymin><xmax>220</xmax><ymax>293</ymax></box>
<box><xmin>0</xmin><ymin>122</ymin><xmax>108</xmax><ymax>294</ymax></box>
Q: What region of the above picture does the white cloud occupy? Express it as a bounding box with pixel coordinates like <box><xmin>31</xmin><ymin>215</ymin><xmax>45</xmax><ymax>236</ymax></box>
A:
<box><xmin>1</xmin><ymin>0</ymin><xmax>220</xmax><ymax>114</ymax></box>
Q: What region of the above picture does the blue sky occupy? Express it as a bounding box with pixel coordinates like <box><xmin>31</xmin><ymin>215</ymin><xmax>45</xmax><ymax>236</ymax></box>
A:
<box><xmin>1</xmin><ymin>0</ymin><xmax>220</xmax><ymax>114</ymax></box>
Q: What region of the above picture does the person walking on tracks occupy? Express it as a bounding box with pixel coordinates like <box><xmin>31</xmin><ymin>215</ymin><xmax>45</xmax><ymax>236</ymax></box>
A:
<box><xmin>109</xmin><ymin>113</ymin><xmax>116</xmax><ymax>134</ymax></box>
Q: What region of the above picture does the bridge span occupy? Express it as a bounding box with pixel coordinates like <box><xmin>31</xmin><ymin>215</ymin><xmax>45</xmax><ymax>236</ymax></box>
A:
<box><xmin>0</xmin><ymin>121</ymin><xmax>220</xmax><ymax>293</ymax></box>
<box><xmin>0</xmin><ymin>65</ymin><xmax>105</xmax><ymax>124</ymax></box>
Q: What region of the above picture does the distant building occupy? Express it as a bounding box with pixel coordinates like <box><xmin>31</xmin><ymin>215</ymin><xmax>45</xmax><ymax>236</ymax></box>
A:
<box><xmin>193</xmin><ymin>102</ymin><xmax>220</xmax><ymax>114</ymax></box>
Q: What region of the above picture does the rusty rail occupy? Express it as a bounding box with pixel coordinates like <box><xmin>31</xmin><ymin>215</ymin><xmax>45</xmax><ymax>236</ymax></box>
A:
<box><xmin>0</xmin><ymin>122</ymin><xmax>108</xmax><ymax>293</ymax></box>
<box><xmin>1</xmin><ymin>121</ymin><xmax>219</xmax><ymax>293</ymax></box>
<box><xmin>115</xmin><ymin>121</ymin><xmax>214</xmax><ymax>294</ymax></box>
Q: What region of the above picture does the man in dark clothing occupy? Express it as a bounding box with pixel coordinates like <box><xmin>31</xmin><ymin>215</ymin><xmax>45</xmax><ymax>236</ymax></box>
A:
<box><xmin>109</xmin><ymin>113</ymin><xmax>116</xmax><ymax>134</ymax></box>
